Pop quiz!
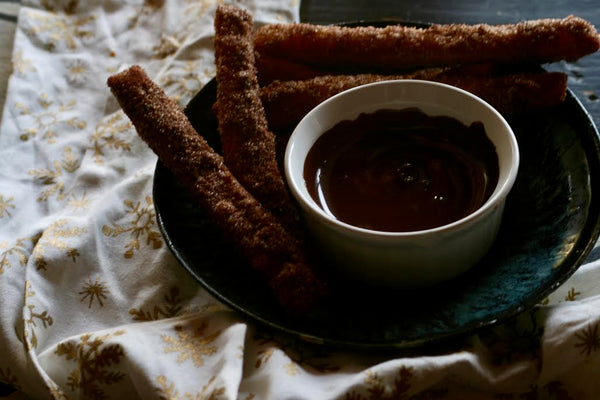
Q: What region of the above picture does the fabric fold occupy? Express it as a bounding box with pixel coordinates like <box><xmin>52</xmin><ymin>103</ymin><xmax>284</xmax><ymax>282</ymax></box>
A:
<box><xmin>1</xmin><ymin>1</ymin><xmax>600</xmax><ymax>399</ymax></box>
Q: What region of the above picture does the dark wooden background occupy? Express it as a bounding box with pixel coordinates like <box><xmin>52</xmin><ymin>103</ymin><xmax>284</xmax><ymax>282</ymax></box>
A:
<box><xmin>300</xmin><ymin>0</ymin><xmax>600</xmax><ymax>127</ymax></box>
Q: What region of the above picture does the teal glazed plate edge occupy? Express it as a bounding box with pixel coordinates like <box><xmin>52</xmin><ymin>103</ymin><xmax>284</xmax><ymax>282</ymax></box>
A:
<box><xmin>153</xmin><ymin>72</ymin><xmax>600</xmax><ymax>349</ymax></box>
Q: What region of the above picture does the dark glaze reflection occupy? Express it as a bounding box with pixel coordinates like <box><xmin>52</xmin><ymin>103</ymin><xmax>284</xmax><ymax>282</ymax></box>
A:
<box><xmin>303</xmin><ymin>108</ymin><xmax>499</xmax><ymax>232</ymax></box>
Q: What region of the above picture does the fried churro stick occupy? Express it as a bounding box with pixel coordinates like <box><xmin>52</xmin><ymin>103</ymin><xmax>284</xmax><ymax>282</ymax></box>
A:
<box><xmin>107</xmin><ymin>65</ymin><xmax>326</xmax><ymax>315</ymax></box>
<box><xmin>256</xmin><ymin>55</ymin><xmax>328</xmax><ymax>85</ymax></box>
<box><xmin>260</xmin><ymin>70</ymin><xmax>568</xmax><ymax>130</ymax></box>
<box><xmin>261</xmin><ymin>68</ymin><xmax>447</xmax><ymax>130</ymax></box>
<box><xmin>254</xmin><ymin>15</ymin><xmax>600</xmax><ymax>71</ymax></box>
<box><xmin>437</xmin><ymin>71</ymin><xmax>568</xmax><ymax>113</ymax></box>
<box><xmin>213</xmin><ymin>5</ymin><xmax>301</xmax><ymax>234</ymax></box>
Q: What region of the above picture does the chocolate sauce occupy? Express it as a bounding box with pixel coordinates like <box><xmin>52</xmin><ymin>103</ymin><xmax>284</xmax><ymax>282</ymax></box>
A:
<box><xmin>303</xmin><ymin>108</ymin><xmax>499</xmax><ymax>232</ymax></box>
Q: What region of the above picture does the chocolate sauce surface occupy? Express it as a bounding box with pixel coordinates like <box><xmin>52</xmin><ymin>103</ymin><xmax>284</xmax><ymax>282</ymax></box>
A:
<box><xmin>303</xmin><ymin>108</ymin><xmax>499</xmax><ymax>232</ymax></box>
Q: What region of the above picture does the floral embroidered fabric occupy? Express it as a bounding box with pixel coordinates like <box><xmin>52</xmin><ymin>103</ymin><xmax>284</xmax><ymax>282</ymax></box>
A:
<box><xmin>1</xmin><ymin>1</ymin><xmax>600</xmax><ymax>399</ymax></box>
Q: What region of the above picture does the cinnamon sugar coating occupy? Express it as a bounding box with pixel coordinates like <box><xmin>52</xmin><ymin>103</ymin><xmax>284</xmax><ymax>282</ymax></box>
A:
<box><xmin>107</xmin><ymin>65</ymin><xmax>326</xmax><ymax>315</ymax></box>
<box><xmin>213</xmin><ymin>5</ymin><xmax>302</xmax><ymax>235</ymax></box>
<box><xmin>254</xmin><ymin>15</ymin><xmax>600</xmax><ymax>70</ymax></box>
<box><xmin>260</xmin><ymin>68</ymin><xmax>568</xmax><ymax>130</ymax></box>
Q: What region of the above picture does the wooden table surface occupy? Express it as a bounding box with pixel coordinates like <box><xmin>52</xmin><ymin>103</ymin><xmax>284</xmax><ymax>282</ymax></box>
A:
<box><xmin>0</xmin><ymin>4</ymin><xmax>16</xmax><ymax>395</ymax></box>
<box><xmin>0</xmin><ymin>1</ymin><xmax>18</xmax><ymax>122</ymax></box>
<box><xmin>300</xmin><ymin>0</ymin><xmax>599</xmax><ymax>25</ymax></box>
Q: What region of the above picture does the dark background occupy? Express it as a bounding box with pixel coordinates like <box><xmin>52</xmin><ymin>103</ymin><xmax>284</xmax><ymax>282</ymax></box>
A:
<box><xmin>300</xmin><ymin>0</ymin><xmax>599</xmax><ymax>25</ymax></box>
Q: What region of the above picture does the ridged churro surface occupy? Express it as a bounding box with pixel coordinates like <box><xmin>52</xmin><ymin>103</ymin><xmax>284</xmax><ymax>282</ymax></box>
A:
<box><xmin>255</xmin><ymin>15</ymin><xmax>600</xmax><ymax>70</ymax></box>
<box><xmin>213</xmin><ymin>5</ymin><xmax>302</xmax><ymax>234</ymax></box>
<box><xmin>260</xmin><ymin>70</ymin><xmax>568</xmax><ymax>130</ymax></box>
<box><xmin>107</xmin><ymin>65</ymin><xmax>326</xmax><ymax>315</ymax></box>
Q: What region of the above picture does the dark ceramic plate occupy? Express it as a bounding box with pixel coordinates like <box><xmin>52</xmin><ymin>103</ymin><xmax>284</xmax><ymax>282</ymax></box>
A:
<box><xmin>154</xmin><ymin>15</ymin><xmax>600</xmax><ymax>347</ymax></box>
<box><xmin>153</xmin><ymin>75</ymin><xmax>600</xmax><ymax>348</ymax></box>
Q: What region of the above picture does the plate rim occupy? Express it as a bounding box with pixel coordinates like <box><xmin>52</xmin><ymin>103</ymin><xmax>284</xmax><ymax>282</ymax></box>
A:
<box><xmin>153</xmin><ymin>20</ymin><xmax>600</xmax><ymax>349</ymax></box>
<box><xmin>153</xmin><ymin>86</ymin><xmax>600</xmax><ymax>349</ymax></box>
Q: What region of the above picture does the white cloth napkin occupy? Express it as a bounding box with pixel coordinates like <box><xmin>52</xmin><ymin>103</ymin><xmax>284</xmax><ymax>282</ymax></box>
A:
<box><xmin>1</xmin><ymin>1</ymin><xmax>600</xmax><ymax>399</ymax></box>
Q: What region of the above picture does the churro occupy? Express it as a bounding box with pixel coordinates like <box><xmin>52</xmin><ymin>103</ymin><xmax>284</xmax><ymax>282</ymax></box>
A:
<box><xmin>254</xmin><ymin>15</ymin><xmax>600</xmax><ymax>71</ymax></box>
<box><xmin>260</xmin><ymin>68</ymin><xmax>447</xmax><ymax>130</ymax></box>
<box><xmin>107</xmin><ymin>65</ymin><xmax>326</xmax><ymax>315</ymax></box>
<box><xmin>256</xmin><ymin>55</ymin><xmax>329</xmax><ymax>85</ymax></box>
<box><xmin>213</xmin><ymin>5</ymin><xmax>301</xmax><ymax>234</ymax></box>
<box><xmin>260</xmin><ymin>70</ymin><xmax>568</xmax><ymax>130</ymax></box>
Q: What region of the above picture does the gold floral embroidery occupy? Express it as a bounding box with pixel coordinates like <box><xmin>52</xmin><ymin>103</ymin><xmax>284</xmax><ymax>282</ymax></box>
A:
<box><xmin>55</xmin><ymin>330</ymin><xmax>126</xmax><ymax>398</ymax></box>
<box><xmin>65</xmin><ymin>58</ymin><xmax>91</xmax><ymax>86</ymax></box>
<box><xmin>89</xmin><ymin>112</ymin><xmax>133</xmax><ymax>165</ymax></box>
<box><xmin>564</xmin><ymin>287</ymin><xmax>581</xmax><ymax>302</ymax></box>
<box><xmin>0</xmin><ymin>238</ymin><xmax>29</xmax><ymax>275</ymax></box>
<box><xmin>131</xmin><ymin>0</ymin><xmax>224</xmax><ymax>53</ymax></box>
<box><xmin>66</xmin><ymin>191</ymin><xmax>91</xmax><ymax>210</ymax></box>
<box><xmin>12</xmin><ymin>50</ymin><xmax>35</xmax><ymax>76</ymax></box>
<box><xmin>130</xmin><ymin>291</ymin><xmax>222</xmax><ymax>322</ymax></box>
<box><xmin>130</xmin><ymin>287</ymin><xmax>183</xmax><ymax>321</ymax></box>
<box><xmin>129</xmin><ymin>0</ymin><xmax>166</xmax><ymax>29</ymax></box>
<box><xmin>255</xmin><ymin>347</ymin><xmax>275</xmax><ymax>369</ymax></box>
<box><xmin>24</xmin><ymin>9</ymin><xmax>96</xmax><ymax>51</ymax></box>
<box><xmin>574</xmin><ymin>322</ymin><xmax>600</xmax><ymax>356</ymax></box>
<box><xmin>32</xmin><ymin>218</ymin><xmax>86</xmax><ymax>271</ymax></box>
<box><xmin>0</xmin><ymin>195</ymin><xmax>15</xmax><ymax>218</ymax></box>
<box><xmin>155</xmin><ymin>375</ymin><xmax>226</xmax><ymax>400</ymax></box>
<box><xmin>284</xmin><ymin>363</ymin><xmax>300</xmax><ymax>376</ymax></box>
<box><xmin>161</xmin><ymin>322</ymin><xmax>220</xmax><ymax>367</ymax></box>
<box><xmin>17</xmin><ymin>94</ymin><xmax>86</xmax><ymax>143</ymax></box>
<box><xmin>29</xmin><ymin>147</ymin><xmax>82</xmax><ymax>202</ymax></box>
<box><xmin>343</xmin><ymin>367</ymin><xmax>414</xmax><ymax>400</ymax></box>
<box><xmin>79</xmin><ymin>277</ymin><xmax>109</xmax><ymax>308</ymax></box>
<box><xmin>102</xmin><ymin>195</ymin><xmax>162</xmax><ymax>258</ymax></box>
<box><xmin>184</xmin><ymin>0</ymin><xmax>224</xmax><ymax>20</ymax></box>
<box><xmin>153</xmin><ymin>33</ymin><xmax>184</xmax><ymax>59</ymax></box>
<box><xmin>23</xmin><ymin>282</ymin><xmax>54</xmax><ymax>350</ymax></box>
<box><xmin>161</xmin><ymin>62</ymin><xmax>211</xmax><ymax>104</ymax></box>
